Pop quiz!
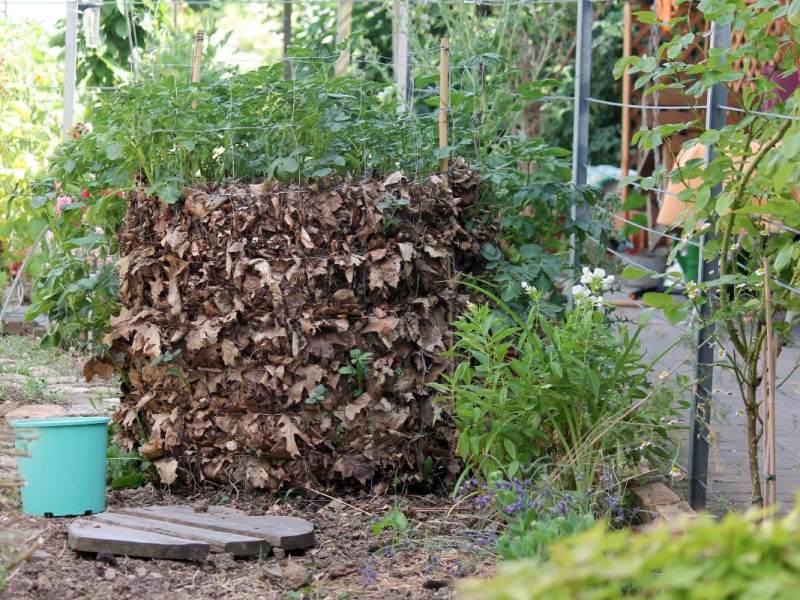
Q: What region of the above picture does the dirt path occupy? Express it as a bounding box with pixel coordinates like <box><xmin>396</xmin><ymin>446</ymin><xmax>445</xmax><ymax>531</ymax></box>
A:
<box><xmin>2</xmin><ymin>487</ymin><xmax>492</xmax><ymax>599</ymax></box>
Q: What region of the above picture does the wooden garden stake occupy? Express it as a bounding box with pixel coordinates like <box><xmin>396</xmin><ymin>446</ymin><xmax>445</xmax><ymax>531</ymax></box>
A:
<box><xmin>439</xmin><ymin>37</ymin><xmax>450</xmax><ymax>183</ymax></box>
<box><xmin>335</xmin><ymin>1</ymin><xmax>353</xmax><ymax>77</ymax></box>
<box><xmin>763</xmin><ymin>259</ymin><xmax>777</xmax><ymax>507</ymax></box>
<box><xmin>191</xmin><ymin>30</ymin><xmax>204</xmax><ymax>84</ymax></box>
<box><xmin>191</xmin><ymin>30</ymin><xmax>204</xmax><ymax>110</ymax></box>
<box><xmin>620</xmin><ymin>2</ymin><xmax>632</xmax><ymax>209</ymax></box>
<box><xmin>761</xmin><ymin>348</ymin><xmax>769</xmax><ymax>506</ymax></box>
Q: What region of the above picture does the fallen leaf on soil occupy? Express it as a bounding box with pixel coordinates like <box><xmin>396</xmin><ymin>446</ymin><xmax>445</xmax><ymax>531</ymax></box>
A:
<box><xmin>153</xmin><ymin>458</ymin><xmax>178</xmax><ymax>485</ymax></box>
<box><xmin>281</xmin><ymin>560</ymin><xmax>310</xmax><ymax>590</ymax></box>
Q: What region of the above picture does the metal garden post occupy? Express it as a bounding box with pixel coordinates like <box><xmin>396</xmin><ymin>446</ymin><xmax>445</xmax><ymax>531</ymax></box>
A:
<box><xmin>569</xmin><ymin>0</ymin><xmax>593</xmax><ymax>274</ymax></box>
<box><xmin>688</xmin><ymin>20</ymin><xmax>730</xmax><ymax>510</ymax></box>
<box><xmin>393</xmin><ymin>0</ymin><xmax>410</xmax><ymax>107</ymax></box>
<box><xmin>63</xmin><ymin>0</ymin><xmax>79</xmax><ymax>141</ymax></box>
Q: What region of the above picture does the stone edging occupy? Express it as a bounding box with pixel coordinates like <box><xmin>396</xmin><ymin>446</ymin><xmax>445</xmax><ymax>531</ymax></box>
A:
<box><xmin>631</xmin><ymin>481</ymin><xmax>696</xmax><ymax>523</ymax></box>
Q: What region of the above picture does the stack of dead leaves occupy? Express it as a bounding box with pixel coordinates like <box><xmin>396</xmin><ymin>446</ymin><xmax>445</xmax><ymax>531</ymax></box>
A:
<box><xmin>99</xmin><ymin>160</ymin><xmax>491</xmax><ymax>489</ymax></box>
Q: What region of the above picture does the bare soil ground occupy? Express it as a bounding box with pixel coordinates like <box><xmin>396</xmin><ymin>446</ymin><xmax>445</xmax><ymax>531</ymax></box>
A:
<box><xmin>1</xmin><ymin>485</ymin><xmax>494</xmax><ymax>600</ymax></box>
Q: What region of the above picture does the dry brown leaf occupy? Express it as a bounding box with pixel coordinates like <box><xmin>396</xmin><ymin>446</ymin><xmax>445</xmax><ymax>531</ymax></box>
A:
<box><xmin>220</xmin><ymin>339</ymin><xmax>240</xmax><ymax>366</ymax></box>
<box><xmin>153</xmin><ymin>458</ymin><xmax>178</xmax><ymax>485</ymax></box>
<box><xmin>83</xmin><ymin>357</ymin><xmax>115</xmax><ymax>382</ymax></box>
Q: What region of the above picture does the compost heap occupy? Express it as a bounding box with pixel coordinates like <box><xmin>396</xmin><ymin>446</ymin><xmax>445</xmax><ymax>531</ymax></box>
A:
<box><xmin>105</xmin><ymin>161</ymin><xmax>491</xmax><ymax>489</ymax></box>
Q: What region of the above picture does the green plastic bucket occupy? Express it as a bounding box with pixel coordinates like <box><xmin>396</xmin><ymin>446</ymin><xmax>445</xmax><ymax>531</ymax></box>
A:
<box><xmin>10</xmin><ymin>416</ymin><xmax>109</xmax><ymax>517</ymax></box>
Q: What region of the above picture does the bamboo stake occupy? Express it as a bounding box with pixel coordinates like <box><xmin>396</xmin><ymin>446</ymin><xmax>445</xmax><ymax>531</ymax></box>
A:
<box><xmin>763</xmin><ymin>259</ymin><xmax>777</xmax><ymax>507</ymax></box>
<box><xmin>335</xmin><ymin>1</ymin><xmax>353</xmax><ymax>77</ymax></box>
<box><xmin>761</xmin><ymin>347</ymin><xmax>770</xmax><ymax>506</ymax></box>
<box><xmin>439</xmin><ymin>37</ymin><xmax>450</xmax><ymax>184</ymax></box>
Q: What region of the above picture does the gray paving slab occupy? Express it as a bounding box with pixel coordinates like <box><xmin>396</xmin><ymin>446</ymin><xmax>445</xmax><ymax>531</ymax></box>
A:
<box><xmin>616</xmin><ymin>304</ymin><xmax>800</xmax><ymax>513</ymax></box>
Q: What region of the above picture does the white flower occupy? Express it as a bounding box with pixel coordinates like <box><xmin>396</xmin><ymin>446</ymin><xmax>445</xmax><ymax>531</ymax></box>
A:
<box><xmin>521</xmin><ymin>281</ymin><xmax>536</xmax><ymax>295</ymax></box>
<box><xmin>602</xmin><ymin>275</ymin><xmax>616</xmax><ymax>290</ymax></box>
<box><xmin>571</xmin><ymin>284</ymin><xmax>592</xmax><ymax>301</ymax></box>
<box><xmin>580</xmin><ymin>267</ymin><xmax>606</xmax><ymax>286</ymax></box>
<box><xmin>658</xmin><ymin>370</ymin><xmax>669</xmax><ymax>381</ymax></box>
<box><xmin>669</xmin><ymin>466</ymin><xmax>684</xmax><ymax>480</ymax></box>
<box><xmin>686</xmin><ymin>281</ymin><xmax>698</xmax><ymax>300</ymax></box>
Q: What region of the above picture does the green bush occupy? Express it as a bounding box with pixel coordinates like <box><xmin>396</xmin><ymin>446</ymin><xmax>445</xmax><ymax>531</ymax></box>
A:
<box><xmin>434</xmin><ymin>271</ymin><xmax>682</xmax><ymax>487</ymax></box>
<box><xmin>461</xmin><ymin>506</ymin><xmax>800</xmax><ymax>600</ymax></box>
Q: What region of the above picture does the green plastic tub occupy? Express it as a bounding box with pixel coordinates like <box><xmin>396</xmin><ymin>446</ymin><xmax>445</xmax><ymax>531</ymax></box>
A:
<box><xmin>10</xmin><ymin>416</ymin><xmax>109</xmax><ymax>517</ymax></box>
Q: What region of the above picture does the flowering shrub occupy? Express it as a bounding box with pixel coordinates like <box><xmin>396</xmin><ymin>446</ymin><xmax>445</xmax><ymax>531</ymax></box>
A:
<box><xmin>571</xmin><ymin>266</ymin><xmax>616</xmax><ymax>309</ymax></box>
<box><xmin>434</xmin><ymin>273</ymin><xmax>682</xmax><ymax>487</ymax></box>
<box><xmin>25</xmin><ymin>179</ymin><xmax>123</xmax><ymax>348</ymax></box>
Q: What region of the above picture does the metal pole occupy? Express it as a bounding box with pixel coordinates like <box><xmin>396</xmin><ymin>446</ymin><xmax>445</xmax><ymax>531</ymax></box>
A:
<box><xmin>62</xmin><ymin>0</ymin><xmax>79</xmax><ymax>141</ymax></box>
<box><xmin>569</xmin><ymin>0</ymin><xmax>593</xmax><ymax>273</ymax></box>
<box><xmin>393</xmin><ymin>0</ymin><xmax>410</xmax><ymax>106</ymax></box>
<box><xmin>335</xmin><ymin>0</ymin><xmax>353</xmax><ymax>77</ymax></box>
<box><xmin>688</xmin><ymin>20</ymin><xmax>730</xmax><ymax>510</ymax></box>
<box><xmin>283</xmin><ymin>0</ymin><xmax>292</xmax><ymax>80</ymax></box>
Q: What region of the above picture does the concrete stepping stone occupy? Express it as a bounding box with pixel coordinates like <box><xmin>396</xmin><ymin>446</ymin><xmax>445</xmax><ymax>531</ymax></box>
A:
<box><xmin>68</xmin><ymin>505</ymin><xmax>314</xmax><ymax>560</ymax></box>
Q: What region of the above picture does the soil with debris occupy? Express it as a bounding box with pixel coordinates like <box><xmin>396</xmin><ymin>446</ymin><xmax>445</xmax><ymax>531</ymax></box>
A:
<box><xmin>1</xmin><ymin>486</ymin><xmax>495</xmax><ymax>600</ymax></box>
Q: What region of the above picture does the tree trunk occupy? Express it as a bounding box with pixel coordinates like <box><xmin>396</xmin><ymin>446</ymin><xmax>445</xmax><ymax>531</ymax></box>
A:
<box><xmin>744</xmin><ymin>370</ymin><xmax>763</xmax><ymax>506</ymax></box>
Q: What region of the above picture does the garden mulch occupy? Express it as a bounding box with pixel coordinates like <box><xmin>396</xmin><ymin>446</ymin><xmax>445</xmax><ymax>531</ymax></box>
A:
<box><xmin>1</xmin><ymin>485</ymin><xmax>494</xmax><ymax>600</ymax></box>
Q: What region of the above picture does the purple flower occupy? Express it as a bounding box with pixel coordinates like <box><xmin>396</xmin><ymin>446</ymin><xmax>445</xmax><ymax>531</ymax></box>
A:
<box><xmin>556</xmin><ymin>499</ymin><xmax>569</xmax><ymax>515</ymax></box>
<box><xmin>360</xmin><ymin>567</ymin><xmax>379</xmax><ymax>585</ymax></box>
<box><xmin>474</xmin><ymin>494</ymin><xmax>492</xmax><ymax>509</ymax></box>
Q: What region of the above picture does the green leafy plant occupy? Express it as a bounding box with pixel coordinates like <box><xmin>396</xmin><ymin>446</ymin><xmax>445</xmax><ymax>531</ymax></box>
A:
<box><xmin>462</xmin><ymin>477</ymin><xmax>601</xmax><ymax>562</ymax></box>
<box><xmin>0</xmin><ymin>20</ymin><xmax>61</xmax><ymax>280</ymax></box>
<box><xmin>434</xmin><ymin>273</ymin><xmax>681</xmax><ymax>487</ymax></box>
<box><xmin>339</xmin><ymin>349</ymin><xmax>374</xmax><ymax>396</ymax></box>
<box><xmin>372</xmin><ymin>507</ymin><xmax>409</xmax><ymax>545</ymax></box>
<box><xmin>620</xmin><ymin>0</ymin><xmax>800</xmax><ymax>504</ymax></box>
<box><xmin>461</xmin><ymin>503</ymin><xmax>800</xmax><ymax>599</ymax></box>
<box><xmin>107</xmin><ymin>432</ymin><xmax>151</xmax><ymax>490</ymax></box>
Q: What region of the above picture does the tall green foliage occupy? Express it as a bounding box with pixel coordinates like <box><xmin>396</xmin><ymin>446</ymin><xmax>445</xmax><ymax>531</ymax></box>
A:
<box><xmin>622</xmin><ymin>0</ymin><xmax>800</xmax><ymax>504</ymax></box>
<box><xmin>433</xmin><ymin>274</ymin><xmax>681</xmax><ymax>487</ymax></box>
<box><xmin>0</xmin><ymin>21</ymin><xmax>61</xmax><ymax>282</ymax></box>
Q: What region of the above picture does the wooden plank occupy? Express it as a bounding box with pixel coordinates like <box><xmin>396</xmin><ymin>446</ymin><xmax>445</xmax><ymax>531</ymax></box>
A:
<box><xmin>120</xmin><ymin>505</ymin><xmax>314</xmax><ymax>550</ymax></box>
<box><xmin>68</xmin><ymin>520</ymin><xmax>208</xmax><ymax>560</ymax></box>
<box><xmin>91</xmin><ymin>512</ymin><xmax>270</xmax><ymax>557</ymax></box>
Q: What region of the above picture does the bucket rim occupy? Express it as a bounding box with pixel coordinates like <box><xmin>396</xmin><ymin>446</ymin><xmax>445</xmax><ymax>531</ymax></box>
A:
<box><xmin>9</xmin><ymin>416</ymin><xmax>110</xmax><ymax>429</ymax></box>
